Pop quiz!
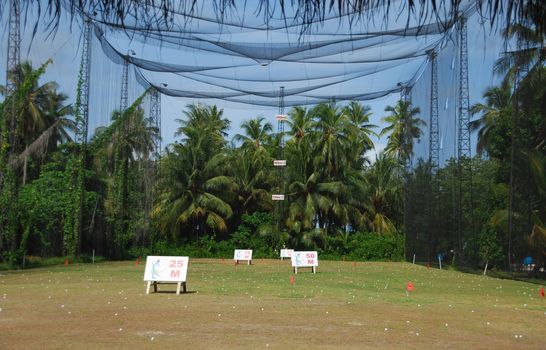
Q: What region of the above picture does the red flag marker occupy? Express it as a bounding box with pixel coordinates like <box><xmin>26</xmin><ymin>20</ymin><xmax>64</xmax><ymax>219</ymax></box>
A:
<box><xmin>290</xmin><ymin>275</ymin><xmax>295</xmax><ymax>285</ymax></box>
<box><xmin>540</xmin><ymin>287</ymin><xmax>545</xmax><ymax>298</ymax></box>
<box><xmin>135</xmin><ymin>259</ymin><xmax>140</xmax><ymax>266</ymax></box>
<box><xmin>406</xmin><ymin>282</ymin><xmax>414</xmax><ymax>292</ymax></box>
<box><xmin>353</xmin><ymin>261</ymin><xmax>357</xmax><ymax>268</ymax></box>
<box><xmin>64</xmin><ymin>259</ymin><xmax>69</xmax><ymax>266</ymax></box>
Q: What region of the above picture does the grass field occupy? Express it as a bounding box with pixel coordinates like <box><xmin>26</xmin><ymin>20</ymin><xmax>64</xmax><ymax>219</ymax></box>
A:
<box><xmin>1</xmin><ymin>259</ymin><xmax>545</xmax><ymax>349</ymax></box>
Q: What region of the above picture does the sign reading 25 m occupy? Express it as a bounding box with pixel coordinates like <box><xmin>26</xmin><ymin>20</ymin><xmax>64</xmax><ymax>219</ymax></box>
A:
<box><xmin>143</xmin><ymin>256</ymin><xmax>189</xmax><ymax>282</ymax></box>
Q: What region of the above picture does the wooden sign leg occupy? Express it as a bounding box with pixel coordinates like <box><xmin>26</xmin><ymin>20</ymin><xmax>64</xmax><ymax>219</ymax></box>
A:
<box><xmin>153</xmin><ymin>282</ymin><xmax>158</xmax><ymax>293</ymax></box>
<box><xmin>146</xmin><ymin>281</ymin><xmax>151</xmax><ymax>295</ymax></box>
<box><xmin>176</xmin><ymin>282</ymin><xmax>182</xmax><ymax>295</ymax></box>
<box><xmin>312</xmin><ymin>266</ymin><xmax>316</xmax><ymax>274</ymax></box>
<box><xmin>248</xmin><ymin>260</ymin><xmax>251</xmax><ymax>265</ymax></box>
<box><xmin>182</xmin><ymin>282</ymin><xmax>187</xmax><ymax>293</ymax></box>
<box><xmin>295</xmin><ymin>267</ymin><xmax>298</xmax><ymax>274</ymax></box>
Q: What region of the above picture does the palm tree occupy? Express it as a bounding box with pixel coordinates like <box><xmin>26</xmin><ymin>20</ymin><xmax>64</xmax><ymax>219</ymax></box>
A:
<box><xmin>342</xmin><ymin>101</ymin><xmax>377</xmax><ymax>167</ymax></box>
<box><xmin>234</xmin><ymin>116</ymin><xmax>273</xmax><ymax>151</ymax></box>
<box><xmin>311</xmin><ymin>102</ymin><xmax>350</xmax><ymax>179</ymax></box>
<box><xmin>90</xmin><ymin>93</ymin><xmax>158</xmax><ymax>257</ymax></box>
<box><xmin>362</xmin><ymin>153</ymin><xmax>403</xmax><ymax>234</ymax></box>
<box><xmin>175</xmin><ymin>103</ymin><xmax>230</xmax><ymax>152</ymax></box>
<box><xmin>469</xmin><ymin>79</ymin><xmax>513</xmax><ymax>158</ymax></box>
<box><xmin>494</xmin><ymin>1</ymin><xmax>545</xmax><ymax>80</ymax></box>
<box><xmin>228</xmin><ymin>147</ymin><xmax>272</xmax><ymax>216</ymax></box>
<box><xmin>287</xmin><ymin>106</ymin><xmax>313</xmax><ymax>141</ymax></box>
<box><xmin>0</xmin><ymin>60</ymin><xmax>75</xmax><ymax>182</ymax></box>
<box><xmin>153</xmin><ymin>104</ymin><xmax>233</xmax><ymax>239</ymax></box>
<box><xmin>231</xmin><ymin>117</ymin><xmax>274</xmax><ymax>216</ymax></box>
<box><xmin>380</xmin><ymin>99</ymin><xmax>424</xmax><ymax>165</ymax></box>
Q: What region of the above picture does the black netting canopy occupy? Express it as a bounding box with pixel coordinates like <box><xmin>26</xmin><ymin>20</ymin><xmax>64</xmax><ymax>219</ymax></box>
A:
<box><xmin>69</xmin><ymin>0</ymin><xmax>477</xmax><ymax>107</ymax></box>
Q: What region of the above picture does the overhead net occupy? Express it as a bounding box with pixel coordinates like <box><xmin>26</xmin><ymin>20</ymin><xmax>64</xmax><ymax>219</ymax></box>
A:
<box><xmin>67</xmin><ymin>0</ymin><xmax>477</xmax><ymax>108</ymax></box>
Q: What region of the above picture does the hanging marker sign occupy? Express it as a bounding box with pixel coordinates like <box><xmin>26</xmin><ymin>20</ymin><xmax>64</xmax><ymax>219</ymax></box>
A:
<box><xmin>143</xmin><ymin>256</ymin><xmax>189</xmax><ymax>294</ymax></box>
<box><xmin>234</xmin><ymin>249</ymin><xmax>253</xmax><ymax>265</ymax></box>
<box><xmin>272</xmin><ymin>194</ymin><xmax>285</xmax><ymax>201</ymax></box>
<box><xmin>276</xmin><ymin>114</ymin><xmax>288</xmax><ymax>121</ymax></box>
<box><xmin>291</xmin><ymin>251</ymin><xmax>318</xmax><ymax>273</ymax></box>
<box><xmin>273</xmin><ymin>160</ymin><xmax>287</xmax><ymax>166</ymax></box>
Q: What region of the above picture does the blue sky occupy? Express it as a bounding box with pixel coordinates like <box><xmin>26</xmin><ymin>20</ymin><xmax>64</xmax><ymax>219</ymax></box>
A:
<box><xmin>0</xmin><ymin>1</ymin><xmax>506</xmax><ymax>161</ymax></box>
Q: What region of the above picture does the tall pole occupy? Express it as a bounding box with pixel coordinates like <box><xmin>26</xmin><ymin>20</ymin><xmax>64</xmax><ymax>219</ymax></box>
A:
<box><xmin>400</xmin><ymin>84</ymin><xmax>412</xmax><ymax>261</ymax></box>
<box><xmin>457</xmin><ymin>16</ymin><xmax>472</xmax><ymax>262</ymax></box>
<box><xmin>75</xmin><ymin>19</ymin><xmax>93</xmax><ymax>145</ymax></box>
<box><xmin>458</xmin><ymin>17</ymin><xmax>471</xmax><ymax>160</ymax></box>
<box><xmin>149</xmin><ymin>88</ymin><xmax>162</xmax><ymax>162</ymax></box>
<box><xmin>273</xmin><ymin>87</ymin><xmax>286</xmax><ymax>231</ymax></box>
<box><xmin>120</xmin><ymin>57</ymin><xmax>129</xmax><ymax>112</ymax></box>
<box><xmin>0</xmin><ymin>0</ymin><xmax>21</xmax><ymax>252</ymax></box>
<box><xmin>70</xmin><ymin>18</ymin><xmax>93</xmax><ymax>256</ymax></box>
<box><xmin>427</xmin><ymin>49</ymin><xmax>440</xmax><ymax>262</ymax></box>
<box><xmin>428</xmin><ymin>50</ymin><xmax>440</xmax><ymax>173</ymax></box>
<box><xmin>5</xmin><ymin>0</ymin><xmax>20</xmax><ymax>156</ymax></box>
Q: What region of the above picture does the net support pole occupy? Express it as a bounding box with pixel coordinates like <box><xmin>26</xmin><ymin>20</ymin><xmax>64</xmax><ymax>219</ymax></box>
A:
<box><xmin>456</xmin><ymin>16</ymin><xmax>472</xmax><ymax>263</ymax></box>
<box><xmin>273</xmin><ymin>87</ymin><xmax>286</xmax><ymax>232</ymax></box>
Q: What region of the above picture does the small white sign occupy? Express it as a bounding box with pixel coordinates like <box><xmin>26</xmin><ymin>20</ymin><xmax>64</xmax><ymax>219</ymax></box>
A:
<box><xmin>272</xmin><ymin>194</ymin><xmax>285</xmax><ymax>201</ymax></box>
<box><xmin>273</xmin><ymin>160</ymin><xmax>287</xmax><ymax>166</ymax></box>
<box><xmin>280</xmin><ymin>249</ymin><xmax>294</xmax><ymax>259</ymax></box>
<box><xmin>275</xmin><ymin>114</ymin><xmax>288</xmax><ymax>121</ymax></box>
<box><xmin>143</xmin><ymin>256</ymin><xmax>189</xmax><ymax>294</ymax></box>
<box><xmin>234</xmin><ymin>249</ymin><xmax>253</xmax><ymax>264</ymax></box>
<box><xmin>291</xmin><ymin>251</ymin><xmax>318</xmax><ymax>273</ymax></box>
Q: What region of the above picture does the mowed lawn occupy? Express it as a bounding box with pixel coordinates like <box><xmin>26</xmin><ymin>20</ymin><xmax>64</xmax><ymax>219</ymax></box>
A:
<box><xmin>1</xmin><ymin>259</ymin><xmax>545</xmax><ymax>349</ymax></box>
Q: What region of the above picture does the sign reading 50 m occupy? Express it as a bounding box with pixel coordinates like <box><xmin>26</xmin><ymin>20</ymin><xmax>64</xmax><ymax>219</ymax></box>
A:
<box><xmin>143</xmin><ymin>256</ymin><xmax>189</xmax><ymax>282</ymax></box>
<box><xmin>291</xmin><ymin>251</ymin><xmax>318</xmax><ymax>267</ymax></box>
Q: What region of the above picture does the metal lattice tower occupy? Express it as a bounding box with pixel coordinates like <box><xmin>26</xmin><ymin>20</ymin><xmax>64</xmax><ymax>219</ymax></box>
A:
<box><xmin>273</xmin><ymin>87</ymin><xmax>287</xmax><ymax>230</ymax></box>
<box><xmin>457</xmin><ymin>17</ymin><xmax>471</xmax><ymax>160</ymax></box>
<box><xmin>149</xmin><ymin>88</ymin><xmax>162</xmax><ymax>161</ymax></box>
<box><xmin>75</xmin><ymin>20</ymin><xmax>93</xmax><ymax>144</ymax></box>
<box><xmin>5</xmin><ymin>0</ymin><xmax>21</xmax><ymax>155</ymax></box>
<box><xmin>456</xmin><ymin>16</ymin><xmax>474</xmax><ymax>260</ymax></box>
<box><xmin>120</xmin><ymin>58</ymin><xmax>129</xmax><ymax>111</ymax></box>
<box><xmin>428</xmin><ymin>50</ymin><xmax>440</xmax><ymax>173</ymax></box>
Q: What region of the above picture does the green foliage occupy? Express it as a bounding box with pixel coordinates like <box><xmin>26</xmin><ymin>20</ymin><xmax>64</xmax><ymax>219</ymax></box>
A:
<box><xmin>17</xmin><ymin>154</ymin><xmax>98</xmax><ymax>259</ymax></box>
<box><xmin>320</xmin><ymin>232</ymin><xmax>404</xmax><ymax>261</ymax></box>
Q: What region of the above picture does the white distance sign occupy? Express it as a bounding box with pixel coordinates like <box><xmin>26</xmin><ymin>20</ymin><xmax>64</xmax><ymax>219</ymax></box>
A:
<box><xmin>234</xmin><ymin>249</ymin><xmax>253</xmax><ymax>265</ymax></box>
<box><xmin>143</xmin><ymin>256</ymin><xmax>189</xmax><ymax>294</ymax></box>
<box><xmin>280</xmin><ymin>249</ymin><xmax>294</xmax><ymax>260</ymax></box>
<box><xmin>291</xmin><ymin>251</ymin><xmax>318</xmax><ymax>273</ymax></box>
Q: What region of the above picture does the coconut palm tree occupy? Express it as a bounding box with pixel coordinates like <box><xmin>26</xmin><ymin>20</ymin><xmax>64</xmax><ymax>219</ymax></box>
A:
<box><xmin>342</xmin><ymin>101</ymin><xmax>377</xmax><ymax>167</ymax></box>
<box><xmin>362</xmin><ymin>153</ymin><xmax>403</xmax><ymax>234</ymax></box>
<box><xmin>311</xmin><ymin>102</ymin><xmax>350</xmax><ymax>179</ymax></box>
<box><xmin>380</xmin><ymin>99</ymin><xmax>424</xmax><ymax>165</ymax></box>
<box><xmin>153</xmin><ymin>104</ymin><xmax>233</xmax><ymax>239</ymax></box>
<box><xmin>0</xmin><ymin>60</ymin><xmax>75</xmax><ymax>181</ymax></box>
<box><xmin>234</xmin><ymin>117</ymin><xmax>273</xmax><ymax>151</ymax></box>
<box><xmin>494</xmin><ymin>1</ymin><xmax>545</xmax><ymax>80</ymax></box>
<box><xmin>469</xmin><ymin>79</ymin><xmax>513</xmax><ymax>159</ymax></box>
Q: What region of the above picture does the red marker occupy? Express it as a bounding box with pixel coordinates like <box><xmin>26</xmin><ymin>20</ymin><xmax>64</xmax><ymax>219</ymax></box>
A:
<box><xmin>290</xmin><ymin>275</ymin><xmax>295</xmax><ymax>285</ymax></box>
<box><xmin>406</xmin><ymin>282</ymin><xmax>414</xmax><ymax>292</ymax></box>
<box><xmin>540</xmin><ymin>287</ymin><xmax>545</xmax><ymax>298</ymax></box>
<box><xmin>353</xmin><ymin>262</ymin><xmax>356</xmax><ymax>268</ymax></box>
<box><xmin>64</xmin><ymin>259</ymin><xmax>69</xmax><ymax>266</ymax></box>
